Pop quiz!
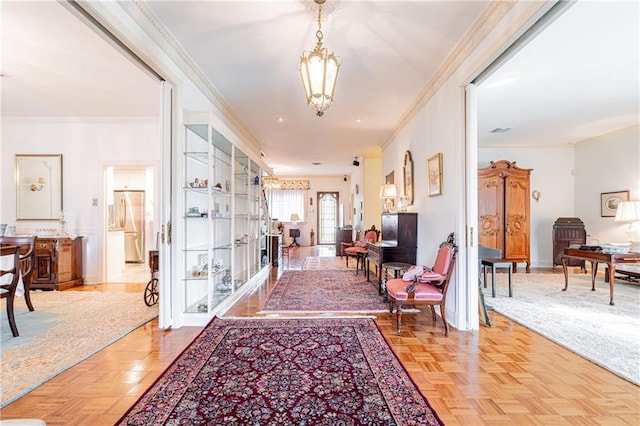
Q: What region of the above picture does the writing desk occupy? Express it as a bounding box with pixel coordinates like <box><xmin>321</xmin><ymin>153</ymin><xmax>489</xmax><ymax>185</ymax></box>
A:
<box><xmin>562</xmin><ymin>248</ymin><xmax>640</xmax><ymax>305</ymax></box>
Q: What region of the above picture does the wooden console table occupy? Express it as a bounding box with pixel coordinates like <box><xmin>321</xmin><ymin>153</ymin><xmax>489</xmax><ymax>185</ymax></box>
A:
<box><xmin>32</xmin><ymin>236</ymin><xmax>84</xmax><ymax>290</ymax></box>
<box><xmin>562</xmin><ymin>248</ymin><xmax>640</xmax><ymax>305</ymax></box>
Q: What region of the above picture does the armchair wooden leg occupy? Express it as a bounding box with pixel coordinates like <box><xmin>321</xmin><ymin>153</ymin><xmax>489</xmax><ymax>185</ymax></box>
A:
<box><xmin>24</xmin><ymin>282</ymin><xmax>34</xmax><ymax>312</ymax></box>
<box><xmin>396</xmin><ymin>304</ymin><xmax>403</xmax><ymax>336</ymax></box>
<box><xmin>440</xmin><ymin>304</ymin><xmax>449</xmax><ymax>336</ymax></box>
<box><xmin>6</xmin><ymin>294</ymin><xmax>19</xmax><ymax>337</ymax></box>
<box><xmin>430</xmin><ymin>305</ymin><xmax>436</xmax><ymax>322</ymax></box>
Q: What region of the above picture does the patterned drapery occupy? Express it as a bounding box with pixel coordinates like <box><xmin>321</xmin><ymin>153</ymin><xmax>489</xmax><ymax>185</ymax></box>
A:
<box><xmin>277</xmin><ymin>180</ymin><xmax>310</xmax><ymax>190</ymax></box>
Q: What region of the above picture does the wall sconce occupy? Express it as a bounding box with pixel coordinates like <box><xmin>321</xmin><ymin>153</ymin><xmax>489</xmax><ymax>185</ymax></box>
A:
<box><xmin>532</xmin><ymin>190</ymin><xmax>541</xmax><ymax>202</ymax></box>
<box><xmin>30</xmin><ymin>177</ymin><xmax>46</xmax><ymax>192</ymax></box>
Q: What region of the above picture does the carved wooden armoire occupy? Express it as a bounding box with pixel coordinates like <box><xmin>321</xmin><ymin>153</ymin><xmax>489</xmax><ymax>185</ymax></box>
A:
<box><xmin>478</xmin><ymin>160</ymin><xmax>532</xmax><ymax>272</ymax></box>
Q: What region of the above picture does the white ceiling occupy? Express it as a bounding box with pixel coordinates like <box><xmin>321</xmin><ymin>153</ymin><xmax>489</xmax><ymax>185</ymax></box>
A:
<box><xmin>1</xmin><ymin>1</ymin><xmax>638</xmax><ymax>177</ymax></box>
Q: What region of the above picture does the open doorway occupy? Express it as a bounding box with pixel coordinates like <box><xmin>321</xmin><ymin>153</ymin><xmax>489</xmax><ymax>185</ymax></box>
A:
<box><xmin>104</xmin><ymin>165</ymin><xmax>156</xmax><ymax>284</ymax></box>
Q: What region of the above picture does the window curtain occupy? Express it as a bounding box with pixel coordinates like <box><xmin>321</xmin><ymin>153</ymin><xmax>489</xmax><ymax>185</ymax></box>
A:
<box><xmin>270</xmin><ymin>189</ymin><xmax>306</xmax><ymax>222</ymax></box>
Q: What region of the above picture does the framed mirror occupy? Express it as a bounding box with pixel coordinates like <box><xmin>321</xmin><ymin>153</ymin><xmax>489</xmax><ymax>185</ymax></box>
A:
<box><xmin>403</xmin><ymin>150</ymin><xmax>414</xmax><ymax>205</ymax></box>
<box><xmin>15</xmin><ymin>154</ymin><xmax>63</xmax><ymax>220</ymax></box>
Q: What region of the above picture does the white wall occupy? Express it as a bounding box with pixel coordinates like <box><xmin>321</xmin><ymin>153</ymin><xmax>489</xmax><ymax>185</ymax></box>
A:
<box><xmin>276</xmin><ymin>176</ymin><xmax>351</xmax><ymax>248</ymax></box>
<box><xmin>574</xmin><ymin>125</ymin><xmax>640</xmax><ymax>244</ymax></box>
<box><xmin>478</xmin><ymin>146</ymin><xmax>575</xmax><ymax>268</ymax></box>
<box><xmin>380</xmin><ymin>1</ymin><xmax>553</xmax><ymax>331</ymax></box>
<box><xmin>1</xmin><ymin>118</ymin><xmax>160</xmax><ymax>282</ymax></box>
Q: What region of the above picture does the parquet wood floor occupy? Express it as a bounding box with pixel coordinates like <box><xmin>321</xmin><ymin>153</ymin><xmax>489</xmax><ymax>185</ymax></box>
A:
<box><xmin>1</xmin><ymin>246</ymin><xmax>638</xmax><ymax>425</ymax></box>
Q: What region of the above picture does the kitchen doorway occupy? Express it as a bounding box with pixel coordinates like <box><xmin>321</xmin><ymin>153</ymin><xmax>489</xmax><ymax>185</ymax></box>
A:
<box><xmin>104</xmin><ymin>164</ymin><xmax>156</xmax><ymax>283</ymax></box>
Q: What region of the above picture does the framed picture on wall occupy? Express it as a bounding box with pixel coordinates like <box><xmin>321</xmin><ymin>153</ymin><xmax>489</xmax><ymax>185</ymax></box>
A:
<box><xmin>426</xmin><ymin>153</ymin><xmax>443</xmax><ymax>197</ymax></box>
<box><xmin>600</xmin><ymin>190</ymin><xmax>629</xmax><ymax>217</ymax></box>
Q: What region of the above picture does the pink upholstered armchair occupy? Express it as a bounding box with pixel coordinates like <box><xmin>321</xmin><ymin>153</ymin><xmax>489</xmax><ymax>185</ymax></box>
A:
<box><xmin>344</xmin><ymin>226</ymin><xmax>379</xmax><ymax>268</ymax></box>
<box><xmin>386</xmin><ymin>233</ymin><xmax>457</xmax><ymax>336</ymax></box>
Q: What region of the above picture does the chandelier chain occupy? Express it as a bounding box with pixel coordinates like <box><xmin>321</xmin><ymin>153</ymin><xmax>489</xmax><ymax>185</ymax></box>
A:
<box><xmin>316</xmin><ymin>3</ymin><xmax>323</xmax><ymax>43</ymax></box>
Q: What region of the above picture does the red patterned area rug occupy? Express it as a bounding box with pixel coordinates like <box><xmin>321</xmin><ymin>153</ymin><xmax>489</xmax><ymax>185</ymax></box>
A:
<box><xmin>117</xmin><ymin>317</ymin><xmax>442</xmax><ymax>425</ymax></box>
<box><xmin>259</xmin><ymin>270</ymin><xmax>387</xmax><ymax>314</ymax></box>
<box><xmin>301</xmin><ymin>256</ymin><xmax>347</xmax><ymax>270</ymax></box>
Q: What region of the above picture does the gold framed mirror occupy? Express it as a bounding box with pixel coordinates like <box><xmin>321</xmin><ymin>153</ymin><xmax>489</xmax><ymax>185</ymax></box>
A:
<box><xmin>15</xmin><ymin>154</ymin><xmax>63</xmax><ymax>220</ymax></box>
<box><xmin>403</xmin><ymin>150</ymin><xmax>414</xmax><ymax>205</ymax></box>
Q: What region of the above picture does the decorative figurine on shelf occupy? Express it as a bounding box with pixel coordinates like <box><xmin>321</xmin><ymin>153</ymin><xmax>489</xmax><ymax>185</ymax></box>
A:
<box><xmin>277</xmin><ymin>222</ymin><xmax>284</xmax><ymax>234</ymax></box>
<box><xmin>222</xmin><ymin>270</ymin><xmax>232</xmax><ymax>288</ymax></box>
<box><xmin>310</xmin><ymin>228</ymin><xmax>315</xmax><ymax>246</ymax></box>
<box><xmin>254</xmin><ymin>176</ymin><xmax>260</xmax><ymax>185</ymax></box>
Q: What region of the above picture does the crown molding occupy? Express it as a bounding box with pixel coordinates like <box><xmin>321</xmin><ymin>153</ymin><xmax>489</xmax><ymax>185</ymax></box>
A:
<box><xmin>383</xmin><ymin>1</ymin><xmax>521</xmax><ymax>150</ymax></box>
<box><xmin>118</xmin><ymin>1</ymin><xmax>262</xmax><ymax>153</ymax></box>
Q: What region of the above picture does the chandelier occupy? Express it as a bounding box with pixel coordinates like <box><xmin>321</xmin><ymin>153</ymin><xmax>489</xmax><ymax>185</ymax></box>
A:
<box><xmin>298</xmin><ymin>0</ymin><xmax>342</xmax><ymax>117</ymax></box>
<box><xmin>263</xmin><ymin>177</ymin><xmax>281</xmax><ymax>189</ymax></box>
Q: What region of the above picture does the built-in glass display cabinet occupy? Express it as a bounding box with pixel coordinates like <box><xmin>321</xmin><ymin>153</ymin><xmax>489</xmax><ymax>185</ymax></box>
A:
<box><xmin>180</xmin><ymin>114</ymin><xmax>271</xmax><ymax>326</ymax></box>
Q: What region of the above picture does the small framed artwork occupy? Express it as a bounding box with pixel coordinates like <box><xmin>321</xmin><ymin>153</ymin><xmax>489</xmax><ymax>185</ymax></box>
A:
<box><xmin>426</xmin><ymin>153</ymin><xmax>443</xmax><ymax>197</ymax></box>
<box><xmin>601</xmin><ymin>190</ymin><xmax>629</xmax><ymax>217</ymax></box>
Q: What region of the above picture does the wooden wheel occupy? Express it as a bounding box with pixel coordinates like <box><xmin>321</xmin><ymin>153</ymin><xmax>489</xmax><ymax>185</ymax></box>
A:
<box><xmin>144</xmin><ymin>278</ymin><xmax>159</xmax><ymax>306</ymax></box>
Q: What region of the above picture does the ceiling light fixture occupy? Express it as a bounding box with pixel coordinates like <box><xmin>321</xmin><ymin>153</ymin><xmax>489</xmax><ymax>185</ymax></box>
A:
<box><xmin>489</xmin><ymin>127</ymin><xmax>512</xmax><ymax>134</ymax></box>
<box><xmin>298</xmin><ymin>0</ymin><xmax>342</xmax><ymax>117</ymax></box>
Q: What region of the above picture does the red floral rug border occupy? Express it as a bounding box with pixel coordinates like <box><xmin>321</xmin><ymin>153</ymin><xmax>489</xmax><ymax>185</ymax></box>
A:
<box><xmin>117</xmin><ymin>317</ymin><xmax>442</xmax><ymax>425</ymax></box>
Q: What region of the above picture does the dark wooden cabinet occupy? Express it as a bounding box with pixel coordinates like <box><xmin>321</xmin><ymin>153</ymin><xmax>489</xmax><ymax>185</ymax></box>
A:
<box><xmin>267</xmin><ymin>234</ymin><xmax>282</xmax><ymax>266</ymax></box>
<box><xmin>553</xmin><ymin>217</ymin><xmax>586</xmax><ymax>271</ymax></box>
<box><xmin>368</xmin><ymin>213</ymin><xmax>418</xmax><ymax>282</ymax></box>
<box><xmin>32</xmin><ymin>236</ymin><xmax>83</xmax><ymax>290</ymax></box>
<box><xmin>478</xmin><ymin>160</ymin><xmax>532</xmax><ymax>272</ymax></box>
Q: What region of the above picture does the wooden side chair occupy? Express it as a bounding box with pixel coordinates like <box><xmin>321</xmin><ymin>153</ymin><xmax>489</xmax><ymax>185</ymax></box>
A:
<box><xmin>344</xmin><ymin>226</ymin><xmax>379</xmax><ymax>268</ymax></box>
<box><xmin>1</xmin><ymin>245</ymin><xmax>21</xmax><ymax>337</ymax></box>
<box><xmin>386</xmin><ymin>233</ymin><xmax>457</xmax><ymax>336</ymax></box>
<box><xmin>0</xmin><ymin>236</ymin><xmax>37</xmax><ymax>311</ymax></box>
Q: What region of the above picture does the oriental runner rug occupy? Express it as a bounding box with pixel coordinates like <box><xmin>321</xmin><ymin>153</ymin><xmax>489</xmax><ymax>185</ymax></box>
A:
<box><xmin>301</xmin><ymin>255</ymin><xmax>346</xmax><ymax>270</ymax></box>
<box><xmin>117</xmin><ymin>317</ymin><xmax>442</xmax><ymax>425</ymax></box>
<box><xmin>259</xmin><ymin>270</ymin><xmax>388</xmax><ymax>314</ymax></box>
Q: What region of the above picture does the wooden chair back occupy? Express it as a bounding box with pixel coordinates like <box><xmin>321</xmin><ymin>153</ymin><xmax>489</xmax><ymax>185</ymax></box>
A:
<box><xmin>0</xmin><ymin>245</ymin><xmax>21</xmax><ymax>336</ymax></box>
<box><xmin>0</xmin><ymin>236</ymin><xmax>37</xmax><ymax>311</ymax></box>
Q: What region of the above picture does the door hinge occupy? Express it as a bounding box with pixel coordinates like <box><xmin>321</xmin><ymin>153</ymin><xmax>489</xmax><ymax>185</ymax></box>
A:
<box><xmin>166</xmin><ymin>221</ymin><xmax>172</xmax><ymax>245</ymax></box>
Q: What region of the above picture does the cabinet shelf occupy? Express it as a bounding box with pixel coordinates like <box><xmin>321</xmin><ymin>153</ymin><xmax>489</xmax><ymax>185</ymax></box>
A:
<box><xmin>182</xmin><ymin>117</ymin><xmax>272</xmax><ymax>325</ymax></box>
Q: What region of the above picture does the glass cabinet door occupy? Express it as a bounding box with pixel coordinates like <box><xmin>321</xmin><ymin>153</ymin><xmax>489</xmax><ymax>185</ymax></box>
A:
<box><xmin>180</xmin><ymin>115</ymin><xmax>272</xmax><ymax>325</ymax></box>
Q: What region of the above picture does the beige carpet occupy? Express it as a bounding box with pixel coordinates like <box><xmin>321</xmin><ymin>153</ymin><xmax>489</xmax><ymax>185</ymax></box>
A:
<box><xmin>1</xmin><ymin>290</ymin><xmax>158</xmax><ymax>407</ymax></box>
<box><xmin>483</xmin><ymin>272</ymin><xmax>639</xmax><ymax>385</ymax></box>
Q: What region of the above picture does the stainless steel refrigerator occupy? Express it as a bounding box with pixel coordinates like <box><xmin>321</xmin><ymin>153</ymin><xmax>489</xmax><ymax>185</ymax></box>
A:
<box><xmin>114</xmin><ymin>190</ymin><xmax>145</xmax><ymax>263</ymax></box>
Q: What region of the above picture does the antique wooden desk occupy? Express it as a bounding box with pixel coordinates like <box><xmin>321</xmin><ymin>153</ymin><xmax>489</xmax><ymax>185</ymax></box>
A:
<box><xmin>562</xmin><ymin>248</ymin><xmax>640</xmax><ymax>305</ymax></box>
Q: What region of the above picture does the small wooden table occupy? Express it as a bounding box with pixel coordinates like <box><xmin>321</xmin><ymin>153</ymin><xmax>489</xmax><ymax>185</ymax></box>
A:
<box><xmin>380</xmin><ymin>262</ymin><xmax>412</xmax><ymax>296</ymax></box>
<box><xmin>481</xmin><ymin>258</ymin><xmax>513</xmax><ymax>298</ymax></box>
<box><xmin>562</xmin><ymin>248</ymin><xmax>640</xmax><ymax>305</ymax></box>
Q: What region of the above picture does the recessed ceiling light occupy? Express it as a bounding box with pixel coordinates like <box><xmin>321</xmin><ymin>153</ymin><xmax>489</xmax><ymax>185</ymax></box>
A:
<box><xmin>489</xmin><ymin>127</ymin><xmax>512</xmax><ymax>134</ymax></box>
<box><xmin>355</xmin><ymin>118</ymin><xmax>361</xmax><ymax>123</ymax></box>
<box><xmin>277</xmin><ymin>117</ymin><xmax>284</xmax><ymax>123</ymax></box>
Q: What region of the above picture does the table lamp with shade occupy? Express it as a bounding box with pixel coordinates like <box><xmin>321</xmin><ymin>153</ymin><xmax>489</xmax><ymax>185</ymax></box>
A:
<box><xmin>289</xmin><ymin>213</ymin><xmax>301</xmax><ymax>246</ymax></box>
<box><xmin>379</xmin><ymin>184</ymin><xmax>397</xmax><ymax>213</ymax></box>
<box><xmin>614</xmin><ymin>200</ymin><xmax>640</xmax><ymax>252</ymax></box>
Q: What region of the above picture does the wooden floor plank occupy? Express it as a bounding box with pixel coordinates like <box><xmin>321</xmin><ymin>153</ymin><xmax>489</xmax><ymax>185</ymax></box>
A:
<box><xmin>1</xmin><ymin>246</ymin><xmax>638</xmax><ymax>425</ymax></box>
